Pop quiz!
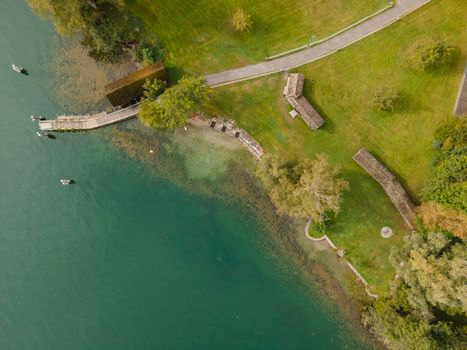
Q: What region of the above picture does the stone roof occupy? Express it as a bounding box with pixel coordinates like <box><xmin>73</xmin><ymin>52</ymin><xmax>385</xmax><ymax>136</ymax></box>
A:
<box><xmin>287</xmin><ymin>96</ymin><xmax>325</xmax><ymax>130</ymax></box>
<box><xmin>283</xmin><ymin>73</ymin><xmax>325</xmax><ymax>130</ymax></box>
<box><xmin>353</xmin><ymin>148</ymin><xmax>416</xmax><ymax>229</ymax></box>
<box><xmin>353</xmin><ymin>148</ymin><xmax>395</xmax><ymax>185</ymax></box>
<box><xmin>283</xmin><ymin>73</ymin><xmax>304</xmax><ymax>98</ymax></box>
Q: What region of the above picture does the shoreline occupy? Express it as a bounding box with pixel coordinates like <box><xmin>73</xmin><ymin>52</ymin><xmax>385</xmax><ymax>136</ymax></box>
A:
<box><xmin>51</xmin><ymin>33</ymin><xmax>382</xmax><ymax>349</ymax></box>
<box><xmin>188</xmin><ymin>115</ymin><xmax>264</xmax><ymax>160</ymax></box>
<box><xmin>304</xmin><ymin>219</ymin><xmax>379</xmax><ymax>299</ymax></box>
<box><xmin>19</xmin><ymin>0</ymin><xmax>467</xmax><ymax>348</ymax></box>
<box><xmin>105</xmin><ymin>121</ymin><xmax>384</xmax><ymax>349</ymax></box>
<box><xmin>187</xmin><ymin>115</ymin><xmax>380</xmax><ymax>300</ymax></box>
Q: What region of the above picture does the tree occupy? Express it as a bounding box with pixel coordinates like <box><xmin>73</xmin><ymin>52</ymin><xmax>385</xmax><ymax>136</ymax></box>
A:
<box><xmin>27</xmin><ymin>0</ymin><xmax>83</xmax><ymax>35</ymax></box>
<box><xmin>390</xmin><ymin>232</ymin><xmax>466</xmax><ymax>316</ymax></box>
<box><xmin>231</xmin><ymin>8</ymin><xmax>253</xmax><ymax>33</ymax></box>
<box><xmin>407</xmin><ymin>37</ymin><xmax>456</xmax><ymax>71</ymax></box>
<box><xmin>364</xmin><ymin>232</ymin><xmax>467</xmax><ymax>350</ymax></box>
<box><xmin>256</xmin><ymin>154</ymin><xmax>349</xmax><ymax>224</ymax></box>
<box><xmin>415</xmin><ymin>202</ymin><xmax>467</xmax><ymax>238</ymax></box>
<box><xmin>421</xmin><ymin>155</ymin><xmax>467</xmax><ymax>211</ymax></box>
<box><xmin>131</xmin><ymin>39</ymin><xmax>164</xmax><ymax>67</ymax></box>
<box><xmin>27</xmin><ymin>0</ymin><xmax>152</xmax><ymax>63</ymax></box>
<box><xmin>142</xmin><ymin>78</ymin><xmax>167</xmax><ymax>100</ymax></box>
<box><xmin>363</xmin><ymin>295</ymin><xmax>462</xmax><ymax>350</ymax></box>
<box><xmin>139</xmin><ymin>76</ymin><xmax>209</xmax><ymax>129</ymax></box>
<box><xmin>434</xmin><ymin>117</ymin><xmax>466</xmax><ymax>152</ymax></box>
<box><xmin>422</xmin><ymin>118</ymin><xmax>467</xmax><ymax>212</ymax></box>
<box><xmin>372</xmin><ymin>86</ymin><xmax>401</xmax><ymax>112</ymax></box>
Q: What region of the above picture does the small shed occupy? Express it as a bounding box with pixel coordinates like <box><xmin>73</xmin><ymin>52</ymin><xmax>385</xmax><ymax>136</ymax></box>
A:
<box><xmin>283</xmin><ymin>73</ymin><xmax>304</xmax><ymax>99</ymax></box>
<box><xmin>283</xmin><ymin>73</ymin><xmax>325</xmax><ymax>130</ymax></box>
<box><xmin>105</xmin><ymin>62</ymin><xmax>168</xmax><ymax>107</ymax></box>
<box><xmin>287</xmin><ymin>96</ymin><xmax>325</xmax><ymax>130</ymax></box>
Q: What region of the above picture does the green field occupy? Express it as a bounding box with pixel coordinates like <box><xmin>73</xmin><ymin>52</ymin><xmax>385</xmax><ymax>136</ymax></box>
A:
<box><xmin>126</xmin><ymin>0</ymin><xmax>386</xmax><ymax>75</ymax></box>
<box><xmin>206</xmin><ymin>0</ymin><xmax>467</xmax><ymax>294</ymax></box>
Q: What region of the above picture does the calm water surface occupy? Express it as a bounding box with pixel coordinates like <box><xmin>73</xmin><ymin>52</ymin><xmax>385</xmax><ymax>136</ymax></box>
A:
<box><xmin>0</xmin><ymin>1</ymin><xmax>368</xmax><ymax>349</ymax></box>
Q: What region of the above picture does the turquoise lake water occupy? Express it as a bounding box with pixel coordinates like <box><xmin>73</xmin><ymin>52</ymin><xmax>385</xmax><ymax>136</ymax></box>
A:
<box><xmin>0</xmin><ymin>1</ymin><xmax>369</xmax><ymax>349</ymax></box>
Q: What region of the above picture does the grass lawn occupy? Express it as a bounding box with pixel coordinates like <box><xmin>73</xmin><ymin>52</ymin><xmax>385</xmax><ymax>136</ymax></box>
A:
<box><xmin>206</xmin><ymin>0</ymin><xmax>467</xmax><ymax>294</ymax></box>
<box><xmin>125</xmin><ymin>0</ymin><xmax>386</xmax><ymax>76</ymax></box>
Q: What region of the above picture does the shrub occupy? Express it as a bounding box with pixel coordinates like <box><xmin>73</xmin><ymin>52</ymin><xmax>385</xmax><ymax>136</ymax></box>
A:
<box><xmin>421</xmin><ymin>118</ymin><xmax>467</xmax><ymax>212</ymax></box>
<box><xmin>142</xmin><ymin>78</ymin><xmax>167</xmax><ymax>100</ymax></box>
<box><xmin>131</xmin><ymin>40</ymin><xmax>164</xmax><ymax>67</ymax></box>
<box><xmin>256</xmin><ymin>154</ymin><xmax>349</xmax><ymax>224</ymax></box>
<box><xmin>139</xmin><ymin>76</ymin><xmax>209</xmax><ymax>129</ymax></box>
<box><xmin>372</xmin><ymin>86</ymin><xmax>401</xmax><ymax>112</ymax></box>
<box><xmin>406</xmin><ymin>37</ymin><xmax>456</xmax><ymax>71</ymax></box>
<box><xmin>364</xmin><ymin>233</ymin><xmax>467</xmax><ymax>350</ymax></box>
<box><xmin>435</xmin><ymin>117</ymin><xmax>467</xmax><ymax>151</ymax></box>
<box><xmin>421</xmin><ymin>154</ymin><xmax>467</xmax><ymax>211</ymax></box>
<box><xmin>27</xmin><ymin>0</ymin><xmax>161</xmax><ymax>64</ymax></box>
<box><xmin>415</xmin><ymin>202</ymin><xmax>467</xmax><ymax>238</ymax></box>
<box><xmin>231</xmin><ymin>8</ymin><xmax>253</xmax><ymax>33</ymax></box>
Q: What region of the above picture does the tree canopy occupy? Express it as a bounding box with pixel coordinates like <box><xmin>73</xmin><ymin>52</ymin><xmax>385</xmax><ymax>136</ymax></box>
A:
<box><xmin>364</xmin><ymin>232</ymin><xmax>466</xmax><ymax>350</ymax></box>
<box><xmin>139</xmin><ymin>76</ymin><xmax>209</xmax><ymax>129</ymax></box>
<box><xmin>372</xmin><ymin>86</ymin><xmax>401</xmax><ymax>112</ymax></box>
<box><xmin>142</xmin><ymin>78</ymin><xmax>167</xmax><ymax>100</ymax></box>
<box><xmin>416</xmin><ymin>202</ymin><xmax>467</xmax><ymax>238</ymax></box>
<box><xmin>256</xmin><ymin>154</ymin><xmax>349</xmax><ymax>224</ymax></box>
<box><xmin>27</xmin><ymin>0</ymin><xmax>85</xmax><ymax>35</ymax></box>
<box><xmin>406</xmin><ymin>37</ymin><xmax>456</xmax><ymax>71</ymax></box>
<box><xmin>422</xmin><ymin>118</ymin><xmax>466</xmax><ymax>212</ymax></box>
<box><xmin>27</xmin><ymin>0</ymin><xmax>161</xmax><ymax>63</ymax></box>
<box><xmin>390</xmin><ymin>232</ymin><xmax>466</xmax><ymax>317</ymax></box>
<box><xmin>231</xmin><ymin>8</ymin><xmax>253</xmax><ymax>33</ymax></box>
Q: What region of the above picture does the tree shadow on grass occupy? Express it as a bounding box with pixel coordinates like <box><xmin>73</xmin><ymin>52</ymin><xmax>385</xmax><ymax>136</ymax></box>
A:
<box><xmin>166</xmin><ymin>65</ymin><xmax>189</xmax><ymax>83</ymax></box>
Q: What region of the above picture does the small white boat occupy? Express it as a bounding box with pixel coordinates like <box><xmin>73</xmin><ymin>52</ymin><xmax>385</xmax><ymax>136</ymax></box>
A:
<box><xmin>60</xmin><ymin>179</ymin><xmax>75</xmax><ymax>185</ymax></box>
<box><xmin>12</xmin><ymin>64</ymin><xmax>27</xmax><ymax>74</ymax></box>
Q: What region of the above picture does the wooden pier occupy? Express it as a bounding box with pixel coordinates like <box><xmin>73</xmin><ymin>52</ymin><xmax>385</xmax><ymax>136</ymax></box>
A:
<box><xmin>38</xmin><ymin>103</ymin><xmax>139</xmax><ymax>131</ymax></box>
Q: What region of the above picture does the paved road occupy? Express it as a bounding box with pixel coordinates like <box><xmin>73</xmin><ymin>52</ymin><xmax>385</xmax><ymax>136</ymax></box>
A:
<box><xmin>205</xmin><ymin>0</ymin><xmax>431</xmax><ymax>87</ymax></box>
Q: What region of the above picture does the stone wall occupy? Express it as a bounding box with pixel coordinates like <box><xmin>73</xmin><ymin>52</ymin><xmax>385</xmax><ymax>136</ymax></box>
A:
<box><xmin>353</xmin><ymin>147</ymin><xmax>416</xmax><ymax>229</ymax></box>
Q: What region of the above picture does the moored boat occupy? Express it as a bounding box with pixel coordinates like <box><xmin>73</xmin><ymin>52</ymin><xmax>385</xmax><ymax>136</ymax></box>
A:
<box><xmin>12</xmin><ymin>64</ymin><xmax>28</xmax><ymax>75</ymax></box>
<box><xmin>60</xmin><ymin>179</ymin><xmax>75</xmax><ymax>185</ymax></box>
<box><xmin>31</xmin><ymin>115</ymin><xmax>46</xmax><ymax>121</ymax></box>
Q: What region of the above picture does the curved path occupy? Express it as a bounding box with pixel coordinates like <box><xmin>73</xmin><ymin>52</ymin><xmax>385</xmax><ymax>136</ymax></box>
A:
<box><xmin>304</xmin><ymin>219</ymin><xmax>379</xmax><ymax>299</ymax></box>
<box><xmin>41</xmin><ymin>0</ymin><xmax>430</xmax><ymax>131</ymax></box>
<box><xmin>205</xmin><ymin>0</ymin><xmax>431</xmax><ymax>87</ymax></box>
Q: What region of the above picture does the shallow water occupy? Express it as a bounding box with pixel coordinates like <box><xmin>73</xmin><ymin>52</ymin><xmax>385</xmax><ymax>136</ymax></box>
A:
<box><xmin>0</xmin><ymin>1</ymin><xmax>369</xmax><ymax>349</ymax></box>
